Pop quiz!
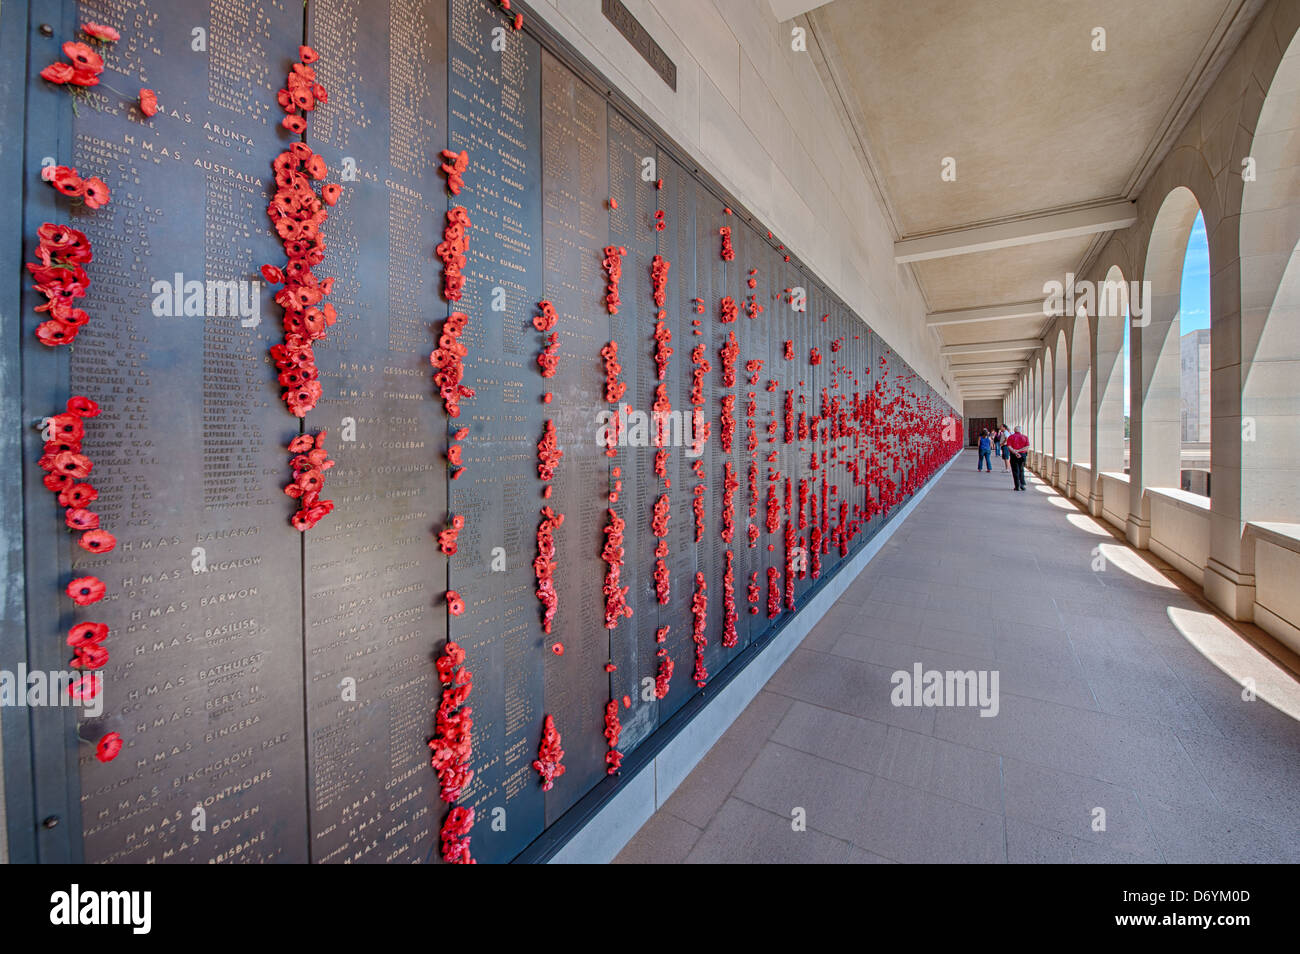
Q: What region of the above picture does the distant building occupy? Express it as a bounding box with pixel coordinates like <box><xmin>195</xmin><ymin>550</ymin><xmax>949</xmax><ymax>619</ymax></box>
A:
<box><xmin>1180</xmin><ymin>328</ymin><xmax>1210</xmax><ymax>443</ymax></box>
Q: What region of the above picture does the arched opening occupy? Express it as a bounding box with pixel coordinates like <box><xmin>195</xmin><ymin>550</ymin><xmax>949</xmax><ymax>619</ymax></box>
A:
<box><xmin>1070</xmin><ymin>304</ymin><xmax>1092</xmax><ymax>473</ymax></box>
<box><xmin>1179</xmin><ymin>210</ymin><xmax>1211</xmax><ymax>497</ymax></box>
<box><xmin>1132</xmin><ymin>185</ymin><xmax>1201</xmax><ymax>531</ymax></box>
<box><xmin>1239</xmin><ymin>31</ymin><xmax>1300</xmax><ymax>527</ymax></box>
<box><xmin>1041</xmin><ymin>346</ymin><xmax>1054</xmax><ymax>468</ymax></box>
<box><xmin>1095</xmin><ymin>265</ymin><xmax>1128</xmax><ymax>475</ymax></box>
<box><xmin>1053</xmin><ymin>329</ymin><xmax>1068</xmax><ymax>483</ymax></box>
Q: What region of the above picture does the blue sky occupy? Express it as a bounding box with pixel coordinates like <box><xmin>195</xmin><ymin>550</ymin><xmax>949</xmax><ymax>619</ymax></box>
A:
<box><xmin>1123</xmin><ymin>211</ymin><xmax>1209</xmax><ymax>414</ymax></box>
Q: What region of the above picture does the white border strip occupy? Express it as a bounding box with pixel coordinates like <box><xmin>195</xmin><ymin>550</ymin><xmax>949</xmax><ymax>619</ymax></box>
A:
<box><xmin>549</xmin><ymin>453</ymin><xmax>959</xmax><ymax>863</ymax></box>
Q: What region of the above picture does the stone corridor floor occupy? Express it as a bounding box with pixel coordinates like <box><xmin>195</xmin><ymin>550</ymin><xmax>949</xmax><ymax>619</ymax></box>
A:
<box><xmin>614</xmin><ymin>449</ymin><xmax>1300</xmax><ymax>863</ymax></box>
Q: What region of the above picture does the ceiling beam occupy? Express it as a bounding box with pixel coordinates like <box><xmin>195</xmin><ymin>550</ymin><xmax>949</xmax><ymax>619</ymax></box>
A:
<box><xmin>926</xmin><ymin>300</ymin><xmax>1045</xmax><ymax>327</ymax></box>
<box><xmin>946</xmin><ymin>360</ymin><xmax>1030</xmax><ymax>373</ymax></box>
<box><xmin>768</xmin><ymin>0</ymin><xmax>833</xmax><ymax>19</ymax></box>
<box><xmin>894</xmin><ymin>201</ymin><xmax>1138</xmax><ymax>264</ymax></box>
<box><xmin>942</xmin><ymin>338</ymin><xmax>1042</xmax><ymax>357</ymax></box>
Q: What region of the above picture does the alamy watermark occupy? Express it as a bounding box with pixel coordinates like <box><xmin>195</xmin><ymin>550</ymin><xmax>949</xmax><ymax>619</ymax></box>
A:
<box><xmin>1</xmin><ymin>667</ymin><xmax>103</xmax><ymax>718</ymax></box>
<box><xmin>890</xmin><ymin>663</ymin><xmax>1000</xmax><ymax>717</ymax></box>
<box><xmin>150</xmin><ymin>273</ymin><xmax>261</xmax><ymax>327</ymax></box>
<box><xmin>1043</xmin><ymin>272</ymin><xmax>1152</xmax><ymax>326</ymax></box>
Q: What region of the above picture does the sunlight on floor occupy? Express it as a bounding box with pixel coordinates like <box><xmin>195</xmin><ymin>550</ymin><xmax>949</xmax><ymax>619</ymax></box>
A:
<box><xmin>1098</xmin><ymin>542</ymin><xmax>1179</xmax><ymax>588</ymax></box>
<box><xmin>1168</xmin><ymin>606</ymin><xmax>1300</xmax><ymax>723</ymax></box>
<box><xmin>1066</xmin><ymin>513</ymin><xmax>1111</xmax><ymax>535</ymax></box>
<box><xmin>1046</xmin><ymin>496</ymin><xmax>1075</xmax><ymax>510</ymax></box>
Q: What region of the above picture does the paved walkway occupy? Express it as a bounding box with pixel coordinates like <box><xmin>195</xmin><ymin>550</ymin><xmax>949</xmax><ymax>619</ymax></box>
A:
<box><xmin>614</xmin><ymin>449</ymin><xmax>1300</xmax><ymax>863</ymax></box>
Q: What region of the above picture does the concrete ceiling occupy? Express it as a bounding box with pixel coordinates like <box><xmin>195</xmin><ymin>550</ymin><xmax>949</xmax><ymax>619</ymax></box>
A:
<box><xmin>806</xmin><ymin>0</ymin><xmax>1264</xmax><ymax>402</ymax></box>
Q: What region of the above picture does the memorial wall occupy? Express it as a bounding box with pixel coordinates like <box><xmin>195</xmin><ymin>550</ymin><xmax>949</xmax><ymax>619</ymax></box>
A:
<box><xmin>3</xmin><ymin>0</ymin><xmax>961</xmax><ymax>863</ymax></box>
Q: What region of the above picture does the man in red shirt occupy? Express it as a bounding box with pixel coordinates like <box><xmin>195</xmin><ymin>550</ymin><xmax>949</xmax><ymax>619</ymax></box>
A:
<box><xmin>1005</xmin><ymin>426</ymin><xmax>1030</xmax><ymax>490</ymax></box>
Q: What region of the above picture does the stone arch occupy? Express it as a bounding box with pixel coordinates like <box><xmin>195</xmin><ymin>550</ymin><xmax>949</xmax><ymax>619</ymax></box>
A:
<box><xmin>1094</xmin><ymin>264</ymin><xmax>1129</xmax><ymax>476</ymax></box>
<box><xmin>1238</xmin><ymin>25</ymin><xmax>1300</xmax><ymax>526</ymax></box>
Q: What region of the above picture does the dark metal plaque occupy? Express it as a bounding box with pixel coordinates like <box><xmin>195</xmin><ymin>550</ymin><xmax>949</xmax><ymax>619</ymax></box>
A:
<box><xmin>601</xmin><ymin>0</ymin><xmax>676</xmax><ymax>91</ymax></box>
<box><xmin>446</xmin><ymin>0</ymin><xmax>546</xmax><ymax>863</ymax></box>
<box><xmin>538</xmin><ymin>49</ymin><xmax>612</xmax><ymax>824</ymax></box>
<box><xmin>302</xmin><ymin>0</ymin><xmax>450</xmax><ymax>865</ymax></box>
<box><xmin>18</xmin><ymin>0</ymin><xmax>311</xmax><ymax>862</ymax></box>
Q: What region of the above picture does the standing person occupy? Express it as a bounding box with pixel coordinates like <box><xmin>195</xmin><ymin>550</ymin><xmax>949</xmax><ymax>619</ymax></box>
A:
<box><xmin>1006</xmin><ymin>425</ymin><xmax>1029</xmax><ymax>491</ymax></box>
<box><xmin>999</xmin><ymin>423</ymin><xmax>1012</xmax><ymax>471</ymax></box>
<box><xmin>977</xmin><ymin>429</ymin><xmax>992</xmax><ymax>472</ymax></box>
<box><xmin>991</xmin><ymin>426</ymin><xmax>1001</xmax><ymax>464</ymax></box>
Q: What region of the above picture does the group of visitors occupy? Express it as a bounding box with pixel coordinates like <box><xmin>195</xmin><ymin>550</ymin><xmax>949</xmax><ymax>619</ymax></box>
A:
<box><xmin>977</xmin><ymin>423</ymin><xmax>1029</xmax><ymax>491</ymax></box>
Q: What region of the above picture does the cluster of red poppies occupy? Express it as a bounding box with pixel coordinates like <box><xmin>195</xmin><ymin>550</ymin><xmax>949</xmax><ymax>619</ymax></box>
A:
<box><xmin>40</xmin><ymin>396</ymin><xmax>116</xmax><ymax>560</ymax></box>
<box><xmin>534</xmin><ymin>506</ymin><xmax>564</xmax><ymax>635</ymax></box>
<box><xmin>41</xmin><ymin>164</ymin><xmax>110</xmax><ymax>209</ymax></box>
<box><xmin>685</xmin><ymin>484</ymin><xmax>702</xmax><ymax>543</ymax></box>
<box><xmin>28</xmin><ymin>217</ymin><xmax>99</xmax><ymax>347</ymax></box>
<box><xmin>717</xmin><ymin>295</ymin><xmax>739</xmax><ymax>326</ymax></box>
<box><xmin>809</xmin><ymin>347</ymin><xmax>822</xmax><ymax>366</ymax></box>
<box><xmin>783</xmin><ymin>521</ymin><xmax>798</xmax><ymax>611</ymax></box>
<box><xmin>497</xmin><ymin>0</ymin><xmax>524</xmax><ymax>30</ymax></box>
<box><xmin>654</xmin><ymin>626</ymin><xmax>673</xmax><ymax>700</ymax></box>
<box><xmin>439</xmin><ymin>207</ymin><xmax>471</xmax><ymax>302</ymax></box>
<box><xmin>536</xmin><ymin>419</ymin><xmax>563</xmax><ymax>482</ymax></box>
<box><xmin>601</xmin><ymin>509</ymin><xmax>632</xmax><ymax>630</ymax></box>
<box><xmin>602</xmin><ymin>245</ymin><xmax>625</xmax><ymax>314</ymax></box>
<box><xmin>282</xmin><ymin>431</ymin><xmax>335</xmax><ymax>531</ymax></box>
<box><xmin>440</xmin><ymin>148</ymin><xmax>468</xmax><ymax>195</ymax></box>
<box><xmin>532</xmin><ymin>714</ymin><xmax>566</xmax><ymax>791</ymax></box>
<box><xmin>766</xmin><ymin>566</ymin><xmax>782</xmax><ymax>619</ymax></box>
<box><xmin>446</xmin><ymin>590</ymin><xmax>465</xmax><ymax>616</ymax></box>
<box><xmin>719</xmin><ymin>331</ymin><xmax>739</xmax><ymax>387</ymax></box>
<box><xmin>430</xmin><ymin>640</ymin><xmax>474</xmax><ymax>800</ymax></box>
<box><xmin>784</xmin><ymin>390</ymin><xmax>796</xmax><ymax>444</ymax></box>
<box><xmin>719</xmin><ymin>226</ymin><xmax>734</xmax><ymax>261</ymax></box>
<box><xmin>717</xmin><ymin>553</ymin><xmax>738</xmax><ymax>649</ymax></box>
<box><xmin>40</xmin><ymin>26</ymin><xmax>113</xmax><ymax>88</ymax></box>
<box><xmin>765</xmin><ymin>484</ymin><xmax>781</xmax><ymax>535</ymax></box>
<box><xmin>652</xmin><ymin>323</ymin><xmax>672</xmax><ymax>385</ymax></box>
<box><xmin>719</xmin><ymin>462</ymin><xmax>739</xmax><ymax>545</ymax></box>
<box><xmin>744</xmin><ymin>295</ymin><xmax>762</xmax><ymax>320</ymax></box>
<box><xmin>747</xmin><ymin>571</ymin><xmax>761</xmax><ymax>615</ymax></box>
<box><xmin>600</xmin><ymin>340</ymin><xmax>626</xmax><ymax>402</ymax></box>
<box><xmin>650</xmin><ymin>254</ymin><xmax>669</xmax><ymax>308</ymax></box>
<box><xmin>441</xmin><ymin>806</ymin><xmax>475</xmax><ymax>865</ymax></box>
<box><xmin>438</xmin><ymin>514</ymin><xmax>465</xmax><ymax>556</ymax></box>
<box><xmin>431</xmin><ymin>311</ymin><xmax>474</xmax><ymax>420</ymax></box>
<box><xmin>690</xmin><ymin>573</ymin><xmax>709</xmax><ymax>687</ymax></box>
<box><xmin>719</xmin><ymin>395</ymin><xmax>736</xmax><ymax>454</ymax></box>
<box><xmin>603</xmin><ymin>699</ymin><xmax>623</xmax><ymax>775</ymax></box>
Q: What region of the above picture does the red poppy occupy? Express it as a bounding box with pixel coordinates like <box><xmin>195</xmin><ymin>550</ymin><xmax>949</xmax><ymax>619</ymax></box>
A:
<box><xmin>72</xmin><ymin>644</ymin><xmax>109</xmax><ymax>669</ymax></box>
<box><xmin>49</xmin><ymin>166</ymin><xmax>84</xmax><ymax>196</ymax></box>
<box><xmin>43</xmin><ymin>472</ymin><xmax>72</xmax><ymax>493</ymax></box>
<box><xmin>282</xmin><ymin>114</ymin><xmax>307</xmax><ymax>134</ymax></box>
<box><xmin>95</xmin><ymin>732</ymin><xmax>123</xmax><ymax>763</ymax></box>
<box><xmin>61</xmin><ymin>473</ymin><xmax>102</xmax><ymax>508</ymax></box>
<box><xmin>69</xmin><ymin>68</ymin><xmax>101</xmax><ymax>87</ymax></box>
<box><xmin>65</xmin><ymin>508</ymin><xmax>100</xmax><ymax>531</ymax></box>
<box><xmin>68</xmin><ymin>622</ymin><xmax>109</xmax><ymax>647</ymax></box>
<box><xmin>47</xmin><ymin>413</ymin><xmax>85</xmax><ymax>443</ymax></box>
<box><xmin>83</xmin><ymin>23</ymin><xmax>120</xmax><ymax>42</ymax></box>
<box><xmin>287</xmin><ymin>434</ymin><xmax>315</xmax><ymax>454</ymax></box>
<box><xmin>80</xmin><ymin>177</ymin><xmax>110</xmax><ymax>208</ymax></box>
<box><xmin>65</xmin><ymin>576</ymin><xmax>106</xmax><ymax>606</ymax></box>
<box><xmin>63</xmin><ymin>42</ymin><xmax>103</xmax><ymax>72</ymax></box>
<box><xmin>446</xmin><ymin>590</ymin><xmax>465</xmax><ymax>616</ymax></box>
<box><xmin>68</xmin><ymin>673</ymin><xmax>101</xmax><ymax>702</ymax></box>
<box><xmin>78</xmin><ymin>529</ymin><xmax>116</xmax><ymax>554</ymax></box>
<box><xmin>321</xmin><ymin>183</ymin><xmax>341</xmax><ymax>205</ymax></box>
<box><xmin>66</xmin><ymin>395</ymin><xmax>99</xmax><ymax>417</ymax></box>
<box><xmin>551</xmin><ymin>643</ymin><xmax>564</xmax><ymax>656</ymax></box>
<box><xmin>299</xmin><ymin>45</ymin><xmax>319</xmax><ymax>64</ymax></box>
<box><xmin>40</xmin><ymin>62</ymin><xmax>75</xmax><ymax>84</ymax></box>
<box><xmin>51</xmin><ymin>451</ymin><xmax>92</xmax><ymax>479</ymax></box>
